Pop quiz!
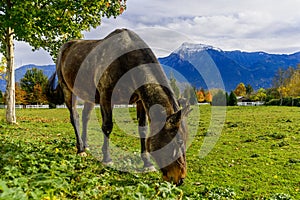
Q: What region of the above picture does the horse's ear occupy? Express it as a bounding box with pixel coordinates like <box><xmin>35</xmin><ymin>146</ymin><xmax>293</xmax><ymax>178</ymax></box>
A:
<box><xmin>167</xmin><ymin>105</ymin><xmax>192</xmax><ymax>128</ymax></box>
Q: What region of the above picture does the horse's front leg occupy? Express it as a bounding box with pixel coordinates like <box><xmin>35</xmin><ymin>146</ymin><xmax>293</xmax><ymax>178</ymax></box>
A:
<box><xmin>65</xmin><ymin>92</ymin><xmax>85</xmax><ymax>156</ymax></box>
<box><xmin>82</xmin><ymin>102</ymin><xmax>94</xmax><ymax>151</ymax></box>
<box><xmin>100</xmin><ymin>103</ymin><xmax>113</xmax><ymax>165</ymax></box>
<box><xmin>137</xmin><ymin>101</ymin><xmax>156</xmax><ymax>172</ymax></box>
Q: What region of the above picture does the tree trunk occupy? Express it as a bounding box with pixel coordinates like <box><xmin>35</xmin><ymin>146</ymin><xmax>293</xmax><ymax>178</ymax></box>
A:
<box><xmin>5</xmin><ymin>27</ymin><xmax>16</xmax><ymax>124</ymax></box>
<box><xmin>279</xmin><ymin>92</ymin><xmax>283</xmax><ymax>106</ymax></box>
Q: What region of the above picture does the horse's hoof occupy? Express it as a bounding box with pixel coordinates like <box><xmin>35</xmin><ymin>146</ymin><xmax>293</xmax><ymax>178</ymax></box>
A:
<box><xmin>78</xmin><ymin>152</ymin><xmax>87</xmax><ymax>157</ymax></box>
<box><xmin>143</xmin><ymin>165</ymin><xmax>156</xmax><ymax>172</ymax></box>
<box><xmin>102</xmin><ymin>161</ymin><xmax>114</xmax><ymax>166</ymax></box>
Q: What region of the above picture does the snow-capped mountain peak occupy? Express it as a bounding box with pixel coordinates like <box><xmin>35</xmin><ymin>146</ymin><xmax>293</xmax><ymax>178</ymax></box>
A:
<box><xmin>174</xmin><ymin>42</ymin><xmax>222</xmax><ymax>56</ymax></box>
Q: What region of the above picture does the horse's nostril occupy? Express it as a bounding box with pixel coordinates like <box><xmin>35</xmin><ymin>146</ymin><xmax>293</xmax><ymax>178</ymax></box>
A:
<box><xmin>176</xmin><ymin>178</ymin><xmax>184</xmax><ymax>186</ymax></box>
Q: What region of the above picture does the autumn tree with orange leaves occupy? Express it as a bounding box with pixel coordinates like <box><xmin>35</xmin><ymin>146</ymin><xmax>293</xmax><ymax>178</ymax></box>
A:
<box><xmin>15</xmin><ymin>83</ymin><xmax>27</xmax><ymax>105</ymax></box>
<box><xmin>196</xmin><ymin>88</ymin><xmax>212</xmax><ymax>103</ymax></box>
<box><xmin>234</xmin><ymin>82</ymin><xmax>247</xmax><ymax>97</ymax></box>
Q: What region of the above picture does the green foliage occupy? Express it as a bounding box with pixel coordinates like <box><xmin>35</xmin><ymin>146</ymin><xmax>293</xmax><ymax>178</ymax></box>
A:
<box><xmin>0</xmin><ymin>0</ymin><xmax>126</xmax><ymax>59</ymax></box>
<box><xmin>228</xmin><ymin>91</ymin><xmax>237</xmax><ymax>106</ymax></box>
<box><xmin>20</xmin><ymin>68</ymin><xmax>48</xmax><ymax>104</ymax></box>
<box><xmin>20</xmin><ymin>68</ymin><xmax>47</xmax><ymax>94</ymax></box>
<box><xmin>265</xmin><ymin>88</ymin><xmax>280</xmax><ymax>102</ymax></box>
<box><xmin>0</xmin><ymin>91</ymin><xmax>3</xmax><ymax>104</ymax></box>
<box><xmin>266</xmin><ymin>97</ymin><xmax>300</xmax><ymax>106</ymax></box>
<box><xmin>269</xmin><ymin>193</ymin><xmax>292</xmax><ymax>200</ymax></box>
<box><xmin>0</xmin><ymin>180</ymin><xmax>27</xmax><ymax>200</ymax></box>
<box><xmin>245</xmin><ymin>84</ymin><xmax>253</xmax><ymax>96</ymax></box>
<box><xmin>251</xmin><ymin>88</ymin><xmax>267</xmax><ymax>101</ymax></box>
<box><xmin>206</xmin><ymin>187</ymin><xmax>236</xmax><ymax>199</ymax></box>
<box><xmin>1</xmin><ymin>106</ymin><xmax>300</xmax><ymax>199</ymax></box>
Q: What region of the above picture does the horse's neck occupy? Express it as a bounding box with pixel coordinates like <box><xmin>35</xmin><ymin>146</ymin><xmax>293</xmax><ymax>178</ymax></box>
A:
<box><xmin>140</xmin><ymin>85</ymin><xmax>178</xmax><ymax>116</ymax></box>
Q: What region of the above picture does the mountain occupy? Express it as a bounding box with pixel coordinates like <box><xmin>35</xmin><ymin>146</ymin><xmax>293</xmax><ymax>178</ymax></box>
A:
<box><xmin>0</xmin><ymin>64</ymin><xmax>55</xmax><ymax>92</ymax></box>
<box><xmin>1</xmin><ymin>43</ymin><xmax>300</xmax><ymax>93</ymax></box>
<box><xmin>159</xmin><ymin>42</ymin><xmax>300</xmax><ymax>91</ymax></box>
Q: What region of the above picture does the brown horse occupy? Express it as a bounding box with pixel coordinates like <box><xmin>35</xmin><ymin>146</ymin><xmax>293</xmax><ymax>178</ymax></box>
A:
<box><xmin>47</xmin><ymin>29</ymin><xmax>190</xmax><ymax>185</ymax></box>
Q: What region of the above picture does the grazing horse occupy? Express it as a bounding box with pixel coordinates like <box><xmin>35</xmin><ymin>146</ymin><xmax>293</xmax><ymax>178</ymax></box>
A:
<box><xmin>47</xmin><ymin>29</ymin><xmax>190</xmax><ymax>185</ymax></box>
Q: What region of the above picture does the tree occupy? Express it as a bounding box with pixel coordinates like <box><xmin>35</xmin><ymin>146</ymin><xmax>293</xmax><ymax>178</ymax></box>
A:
<box><xmin>196</xmin><ymin>88</ymin><xmax>206</xmax><ymax>103</ymax></box>
<box><xmin>183</xmin><ymin>84</ymin><xmax>197</xmax><ymax>105</ymax></box>
<box><xmin>205</xmin><ymin>91</ymin><xmax>212</xmax><ymax>103</ymax></box>
<box><xmin>0</xmin><ymin>57</ymin><xmax>6</xmax><ymax>80</ymax></box>
<box><xmin>225</xmin><ymin>92</ymin><xmax>229</xmax><ymax>106</ymax></box>
<box><xmin>245</xmin><ymin>84</ymin><xmax>253</xmax><ymax>97</ymax></box>
<box><xmin>234</xmin><ymin>82</ymin><xmax>246</xmax><ymax>97</ymax></box>
<box><xmin>33</xmin><ymin>84</ymin><xmax>48</xmax><ymax>105</ymax></box>
<box><xmin>196</xmin><ymin>90</ymin><xmax>205</xmax><ymax>102</ymax></box>
<box><xmin>265</xmin><ymin>88</ymin><xmax>280</xmax><ymax>102</ymax></box>
<box><xmin>212</xmin><ymin>89</ymin><xmax>227</xmax><ymax>106</ymax></box>
<box><xmin>20</xmin><ymin>68</ymin><xmax>48</xmax><ymax>104</ymax></box>
<box><xmin>252</xmin><ymin>88</ymin><xmax>267</xmax><ymax>102</ymax></box>
<box><xmin>273</xmin><ymin>67</ymin><xmax>295</xmax><ymax>105</ymax></box>
<box><xmin>0</xmin><ymin>90</ymin><xmax>3</xmax><ymax>104</ymax></box>
<box><xmin>286</xmin><ymin>66</ymin><xmax>300</xmax><ymax>106</ymax></box>
<box><xmin>15</xmin><ymin>83</ymin><xmax>27</xmax><ymax>105</ymax></box>
<box><xmin>0</xmin><ymin>0</ymin><xmax>126</xmax><ymax>123</ymax></box>
<box><xmin>20</xmin><ymin>68</ymin><xmax>47</xmax><ymax>93</ymax></box>
<box><xmin>228</xmin><ymin>91</ymin><xmax>237</xmax><ymax>106</ymax></box>
<box><xmin>169</xmin><ymin>71</ymin><xmax>180</xmax><ymax>98</ymax></box>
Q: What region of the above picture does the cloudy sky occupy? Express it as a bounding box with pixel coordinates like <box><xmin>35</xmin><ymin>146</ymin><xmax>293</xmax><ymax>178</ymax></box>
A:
<box><xmin>14</xmin><ymin>0</ymin><xmax>300</xmax><ymax>67</ymax></box>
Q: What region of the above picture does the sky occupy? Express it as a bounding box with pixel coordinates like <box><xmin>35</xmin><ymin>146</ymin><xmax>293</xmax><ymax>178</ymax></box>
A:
<box><xmin>13</xmin><ymin>0</ymin><xmax>300</xmax><ymax>67</ymax></box>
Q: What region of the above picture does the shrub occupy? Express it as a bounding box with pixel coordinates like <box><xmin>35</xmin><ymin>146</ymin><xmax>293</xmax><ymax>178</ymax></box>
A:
<box><xmin>266</xmin><ymin>97</ymin><xmax>300</xmax><ymax>106</ymax></box>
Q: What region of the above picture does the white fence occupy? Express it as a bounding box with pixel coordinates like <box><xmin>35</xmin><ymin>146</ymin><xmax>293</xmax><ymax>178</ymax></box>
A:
<box><xmin>0</xmin><ymin>102</ymin><xmax>265</xmax><ymax>109</ymax></box>
<box><xmin>0</xmin><ymin>105</ymin><xmax>49</xmax><ymax>109</ymax></box>
<box><xmin>237</xmin><ymin>101</ymin><xmax>264</xmax><ymax>106</ymax></box>
<box><xmin>0</xmin><ymin>104</ymin><xmax>136</xmax><ymax>109</ymax></box>
<box><xmin>56</xmin><ymin>104</ymin><xmax>136</xmax><ymax>109</ymax></box>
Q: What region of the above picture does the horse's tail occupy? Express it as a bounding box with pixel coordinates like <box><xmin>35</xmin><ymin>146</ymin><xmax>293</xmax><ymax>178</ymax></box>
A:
<box><xmin>46</xmin><ymin>72</ymin><xmax>65</xmax><ymax>106</ymax></box>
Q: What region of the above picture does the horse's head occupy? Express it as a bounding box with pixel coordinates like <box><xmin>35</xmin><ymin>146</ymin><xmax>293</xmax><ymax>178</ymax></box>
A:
<box><xmin>147</xmin><ymin>105</ymin><xmax>191</xmax><ymax>186</ymax></box>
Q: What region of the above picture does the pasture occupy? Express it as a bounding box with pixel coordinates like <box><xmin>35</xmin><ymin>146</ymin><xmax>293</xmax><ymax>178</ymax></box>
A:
<box><xmin>1</xmin><ymin>106</ymin><xmax>300</xmax><ymax>199</ymax></box>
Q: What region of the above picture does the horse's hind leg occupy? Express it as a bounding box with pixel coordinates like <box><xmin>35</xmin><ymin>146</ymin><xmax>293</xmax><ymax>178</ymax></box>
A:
<box><xmin>82</xmin><ymin>102</ymin><xmax>94</xmax><ymax>151</ymax></box>
<box><xmin>136</xmin><ymin>101</ymin><xmax>156</xmax><ymax>172</ymax></box>
<box><xmin>64</xmin><ymin>89</ymin><xmax>85</xmax><ymax>156</ymax></box>
<box><xmin>100</xmin><ymin>101</ymin><xmax>113</xmax><ymax>165</ymax></box>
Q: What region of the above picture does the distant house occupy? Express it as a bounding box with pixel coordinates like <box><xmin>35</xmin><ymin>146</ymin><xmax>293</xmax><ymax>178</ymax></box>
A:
<box><xmin>236</xmin><ymin>96</ymin><xmax>264</xmax><ymax>106</ymax></box>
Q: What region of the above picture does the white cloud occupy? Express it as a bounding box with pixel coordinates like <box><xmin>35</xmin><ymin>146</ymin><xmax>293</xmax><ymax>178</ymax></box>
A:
<box><xmin>14</xmin><ymin>41</ymin><xmax>54</xmax><ymax>68</ymax></box>
<box><xmin>12</xmin><ymin>0</ymin><xmax>300</xmax><ymax>66</ymax></box>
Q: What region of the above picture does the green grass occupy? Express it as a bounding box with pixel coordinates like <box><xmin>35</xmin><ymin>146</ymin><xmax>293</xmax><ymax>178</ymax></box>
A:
<box><xmin>1</xmin><ymin>106</ymin><xmax>300</xmax><ymax>199</ymax></box>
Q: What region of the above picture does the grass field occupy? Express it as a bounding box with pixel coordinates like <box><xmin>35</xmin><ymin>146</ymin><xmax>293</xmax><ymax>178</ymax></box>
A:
<box><xmin>1</xmin><ymin>106</ymin><xmax>300</xmax><ymax>199</ymax></box>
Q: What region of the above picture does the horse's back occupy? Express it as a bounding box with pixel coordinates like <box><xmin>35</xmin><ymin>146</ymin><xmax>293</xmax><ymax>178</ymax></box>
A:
<box><xmin>57</xmin><ymin>29</ymin><xmax>145</xmax><ymax>87</ymax></box>
<box><xmin>56</xmin><ymin>29</ymin><xmax>166</xmax><ymax>104</ymax></box>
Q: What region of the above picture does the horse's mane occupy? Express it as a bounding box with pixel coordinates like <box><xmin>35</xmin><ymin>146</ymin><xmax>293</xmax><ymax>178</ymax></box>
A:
<box><xmin>103</xmin><ymin>29</ymin><xmax>180</xmax><ymax>112</ymax></box>
<box><xmin>162</xmin><ymin>86</ymin><xmax>180</xmax><ymax>112</ymax></box>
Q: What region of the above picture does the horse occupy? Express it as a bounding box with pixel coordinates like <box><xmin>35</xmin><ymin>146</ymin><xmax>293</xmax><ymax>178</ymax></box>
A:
<box><xmin>47</xmin><ymin>28</ymin><xmax>190</xmax><ymax>186</ymax></box>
